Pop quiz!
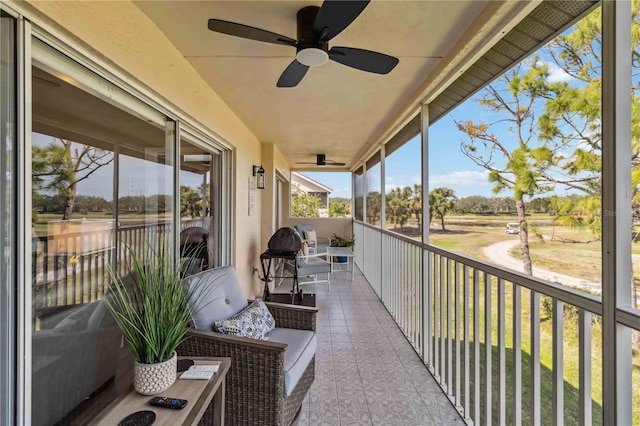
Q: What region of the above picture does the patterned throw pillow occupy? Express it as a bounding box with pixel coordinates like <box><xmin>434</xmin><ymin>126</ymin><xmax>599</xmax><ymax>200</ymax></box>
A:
<box><xmin>213</xmin><ymin>299</ymin><xmax>275</xmax><ymax>340</ymax></box>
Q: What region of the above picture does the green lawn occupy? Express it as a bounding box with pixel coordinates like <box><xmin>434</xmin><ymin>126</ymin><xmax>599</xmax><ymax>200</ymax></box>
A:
<box><xmin>421</xmin><ymin>215</ymin><xmax>640</xmax><ymax>425</ymax></box>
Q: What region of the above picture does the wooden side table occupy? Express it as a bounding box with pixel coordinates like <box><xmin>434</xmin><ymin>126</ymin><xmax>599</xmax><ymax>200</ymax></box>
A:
<box><xmin>92</xmin><ymin>357</ymin><xmax>231</xmax><ymax>426</ymax></box>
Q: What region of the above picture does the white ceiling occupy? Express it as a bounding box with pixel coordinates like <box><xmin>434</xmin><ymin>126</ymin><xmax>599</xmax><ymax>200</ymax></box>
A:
<box><xmin>134</xmin><ymin>0</ymin><xmax>510</xmax><ymax>170</ymax></box>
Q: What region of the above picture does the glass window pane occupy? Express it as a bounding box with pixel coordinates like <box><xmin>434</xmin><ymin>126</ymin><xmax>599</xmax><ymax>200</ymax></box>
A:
<box><xmin>429</xmin><ymin>9</ymin><xmax>602</xmax><ymax>296</ymax></box>
<box><xmin>31</xmin><ymin>62</ymin><xmax>171</xmax><ymax>424</ymax></box>
<box><xmin>290</xmin><ymin>172</ymin><xmax>351</xmax><ymax>218</ymax></box>
<box><xmin>179</xmin><ymin>138</ymin><xmax>219</xmax><ymax>273</ymax></box>
<box><xmin>365</xmin><ymin>152</ymin><xmax>381</xmax><ymax>226</ymax></box>
<box><xmin>354</xmin><ymin>167</ymin><xmax>364</xmax><ymax>221</ymax></box>
<box><xmin>384</xmin><ymin>135</ymin><xmax>421</xmax><ymax>239</ymax></box>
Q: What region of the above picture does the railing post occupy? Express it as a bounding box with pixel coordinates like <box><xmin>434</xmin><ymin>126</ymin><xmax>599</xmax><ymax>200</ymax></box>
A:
<box><xmin>473</xmin><ymin>268</ymin><xmax>480</xmax><ymax>424</ymax></box>
<box><xmin>512</xmin><ymin>284</ymin><xmax>522</xmax><ymax>426</ymax></box>
<box><xmin>463</xmin><ymin>265</ymin><xmax>470</xmax><ymax>421</ymax></box>
<box><xmin>530</xmin><ymin>291</ymin><xmax>541</xmax><ymax>425</ymax></box>
<box><xmin>578</xmin><ymin>309</ymin><xmax>592</xmax><ymax>426</ymax></box>
<box><xmin>552</xmin><ymin>298</ymin><xmax>564</xmax><ymax>425</ymax></box>
<box><xmin>484</xmin><ymin>272</ymin><xmax>491</xmax><ymax>426</ymax></box>
<box><xmin>498</xmin><ymin>278</ymin><xmax>505</xmax><ymax>425</ymax></box>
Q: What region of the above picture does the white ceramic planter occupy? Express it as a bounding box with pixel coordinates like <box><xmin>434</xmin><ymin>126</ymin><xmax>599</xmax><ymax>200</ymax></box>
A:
<box><xmin>133</xmin><ymin>351</ymin><xmax>177</xmax><ymax>395</ymax></box>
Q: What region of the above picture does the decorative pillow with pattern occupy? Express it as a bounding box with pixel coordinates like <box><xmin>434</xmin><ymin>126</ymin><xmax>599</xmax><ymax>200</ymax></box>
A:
<box><xmin>213</xmin><ymin>299</ymin><xmax>275</xmax><ymax>340</ymax></box>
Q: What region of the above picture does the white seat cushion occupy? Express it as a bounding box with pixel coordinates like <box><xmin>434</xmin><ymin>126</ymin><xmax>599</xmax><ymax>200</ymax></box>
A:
<box><xmin>265</xmin><ymin>328</ymin><xmax>316</xmax><ymax>396</ymax></box>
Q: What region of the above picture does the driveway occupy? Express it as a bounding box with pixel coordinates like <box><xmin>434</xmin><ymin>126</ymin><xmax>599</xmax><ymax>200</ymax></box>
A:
<box><xmin>482</xmin><ymin>239</ymin><xmax>603</xmax><ymax>294</ymax></box>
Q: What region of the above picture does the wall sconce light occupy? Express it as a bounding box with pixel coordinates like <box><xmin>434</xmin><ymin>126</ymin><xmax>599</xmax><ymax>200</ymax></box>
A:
<box><xmin>253</xmin><ymin>165</ymin><xmax>266</xmax><ymax>190</ymax></box>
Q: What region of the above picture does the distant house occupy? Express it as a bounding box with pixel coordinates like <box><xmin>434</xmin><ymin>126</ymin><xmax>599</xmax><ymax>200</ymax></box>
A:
<box><xmin>291</xmin><ymin>172</ymin><xmax>333</xmax><ymax>210</ymax></box>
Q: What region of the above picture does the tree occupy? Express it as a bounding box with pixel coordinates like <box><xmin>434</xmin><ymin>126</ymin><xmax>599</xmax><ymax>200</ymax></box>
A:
<box><xmin>118</xmin><ymin>195</ymin><xmax>145</xmax><ymax>213</ymax></box>
<box><xmin>455</xmin><ymin>60</ymin><xmax>574</xmax><ymax>275</ymax></box>
<box><xmin>366</xmin><ymin>191</ymin><xmax>382</xmax><ymax>224</ymax></box>
<box><xmin>291</xmin><ymin>193</ymin><xmax>323</xmax><ymax>218</ymax></box>
<box><xmin>429</xmin><ymin>188</ymin><xmax>456</xmax><ymax>231</ymax></box>
<box><xmin>528</xmin><ymin>196</ymin><xmax>553</xmax><ymax>214</ymax></box>
<box><xmin>411</xmin><ymin>184</ymin><xmax>423</xmax><ymax>232</ymax></box>
<box><xmin>538</xmin><ymin>5</ymin><xmax>640</xmax><ymax>239</ymax></box>
<box><xmin>180</xmin><ymin>186</ymin><xmax>201</xmax><ymax>217</ymax></box>
<box><xmin>328</xmin><ymin>197</ymin><xmax>351</xmax><ymax>217</ymax></box>
<box><xmin>33</xmin><ymin>138</ymin><xmax>113</xmax><ymax>220</ymax></box>
<box><xmin>385</xmin><ymin>187</ymin><xmax>411</xmax><ymax>230</ymax></box>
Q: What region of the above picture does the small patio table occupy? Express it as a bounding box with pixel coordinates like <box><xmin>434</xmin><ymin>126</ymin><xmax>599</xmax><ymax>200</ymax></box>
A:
<box><xmin>326</xmin><ymin>247</ymin><xmax>354</xmax><ymax>281</ymax></box>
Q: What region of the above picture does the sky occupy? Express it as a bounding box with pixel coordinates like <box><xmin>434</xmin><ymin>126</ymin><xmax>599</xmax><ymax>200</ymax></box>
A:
<box><xmin>301</xmin><ymin>51</ymin><xmax>579</xmax><ymax>201</ymax></box>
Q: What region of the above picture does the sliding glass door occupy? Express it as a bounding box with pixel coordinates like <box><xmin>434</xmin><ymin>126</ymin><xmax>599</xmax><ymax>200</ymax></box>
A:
<box><xmin>0</xmin><ymin>11</ymin><xmax>17</xmax><ymax>425</ymax></box>
<box><xmin>30</xmin><ymin>41</ymin><xmax>173</xmax><ymax>425</ymax></box>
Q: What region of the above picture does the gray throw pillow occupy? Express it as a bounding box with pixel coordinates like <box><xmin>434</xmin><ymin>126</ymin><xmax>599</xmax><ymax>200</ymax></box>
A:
<box><xmin>213</xmin><ymin>299</ymin><xmax>275</xmax><ymax>340</ymax></box>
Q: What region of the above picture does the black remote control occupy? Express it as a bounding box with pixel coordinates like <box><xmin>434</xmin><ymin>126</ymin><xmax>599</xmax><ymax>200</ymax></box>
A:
<box><xmin>149</xmin><ymin>396</ymin><xmax>188</xmax><ymax>409</ymax></box>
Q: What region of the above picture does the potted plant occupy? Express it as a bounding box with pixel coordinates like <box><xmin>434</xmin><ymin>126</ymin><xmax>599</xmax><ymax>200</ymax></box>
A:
<box><xmin>330</xmin><ymin>233</ymin><xmax>355</xmax><ymax>263</ymax></box>
<box><xmin>103</xmin><ymin>242</ymin><xmax>205</xmax><ymax>395</ymax></box>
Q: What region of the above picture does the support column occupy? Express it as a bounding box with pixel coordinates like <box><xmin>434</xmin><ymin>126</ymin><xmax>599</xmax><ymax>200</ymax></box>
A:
<box><xmin>421</xmin><ymin>103</ymin><xmax>431</xmax><ymax>366</ymax></box>
<box><xmin>601</xmin><ymin>1</ymin><xmax>632</xmax><ymax>424</ymax></box>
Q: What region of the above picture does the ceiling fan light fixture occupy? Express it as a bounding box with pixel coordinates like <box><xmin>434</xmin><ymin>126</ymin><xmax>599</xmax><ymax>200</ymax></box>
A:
<box><xmin>296</xmin><ymin>47</ymin><xmax>329</xmax><ymax>67</ymax></box>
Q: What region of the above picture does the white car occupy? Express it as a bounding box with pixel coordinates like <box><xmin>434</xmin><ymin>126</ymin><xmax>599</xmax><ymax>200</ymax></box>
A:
<box><xmin>505</xmin><ymin>223</ymin><xmax>520</xmax><ymax>234</ymax></box>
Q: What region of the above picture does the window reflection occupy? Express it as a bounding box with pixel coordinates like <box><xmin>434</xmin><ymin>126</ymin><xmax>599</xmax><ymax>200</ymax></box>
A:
<box><xmin>31</xmin><ymin>65</ymin><xmax>170</xmax><ymax>425</ymax></box>
<box><xmin>179</xmin><ymin>138</ymin><xmax>219</xmax><ymax>274</ymax></box>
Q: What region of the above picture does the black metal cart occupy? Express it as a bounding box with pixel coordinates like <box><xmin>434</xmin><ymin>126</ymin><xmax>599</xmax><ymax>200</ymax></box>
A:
<box><xmin>259</xmin><ymin>249</ymin><xmax>302</xmax><ymax>302</ymax></box>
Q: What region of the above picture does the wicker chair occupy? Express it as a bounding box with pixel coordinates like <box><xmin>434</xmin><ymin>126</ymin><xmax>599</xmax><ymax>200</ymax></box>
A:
<box><xmin>178</xmin><ymin>266</ymin><xmax>317</xmax><ymax>425</ymax></box>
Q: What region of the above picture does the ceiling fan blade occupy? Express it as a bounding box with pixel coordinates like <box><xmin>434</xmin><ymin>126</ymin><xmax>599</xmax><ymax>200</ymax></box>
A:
<box><xmin>208</xmin><ymin>19</ymin><xmax>297</xmax><ymax>47</ymax></box>
<box><xmin>313</xmin><ymin>1</ymin><xmax>370</xmax><ymax>41</ymax></box>
<box><xmin>277</xmin><ymin>60</ymin><xmax>309</xmax><ymax>88</ymax></box>
<box><xmin>329</xmin><ymin>47</ymin><xmax>399</xmax><ymax>74</ymax></box>
<box><xmin>295</xmin><ymin>162</ymin><xmax>319</xmax><ymax>165</ymax></box>
<box><xmin>325</xmin><ymin>160</ymin><xmax>346</xmax><ymax>166</ymax></box>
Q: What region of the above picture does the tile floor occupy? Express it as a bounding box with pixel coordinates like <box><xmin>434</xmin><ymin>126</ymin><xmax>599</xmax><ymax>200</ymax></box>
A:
<box><xmin>292</xmin><ymin>267</ymin><xmax>465</xmax><ymax>425</ymax></box>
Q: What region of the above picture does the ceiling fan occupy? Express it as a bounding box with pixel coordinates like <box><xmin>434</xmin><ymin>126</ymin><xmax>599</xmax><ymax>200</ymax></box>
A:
<box><xmin>207</xmin><ymin>0</ymin><xmax>399</xmax><ymax>87</ymax></box>
<box><xmin>296</xmin><ymin>154</ymin><xmax>346</xmax><ymax>167</ymax></box>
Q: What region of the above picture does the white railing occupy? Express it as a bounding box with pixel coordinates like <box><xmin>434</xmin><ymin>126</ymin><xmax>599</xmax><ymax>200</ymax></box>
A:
<box><xmin>354</xmin><ymin>221</ymin><xmax>639</xmax><ymax>425</ymax></box>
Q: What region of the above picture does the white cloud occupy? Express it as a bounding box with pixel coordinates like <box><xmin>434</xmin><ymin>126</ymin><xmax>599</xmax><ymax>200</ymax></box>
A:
<box><xmin>537</xmin><ymin>60</ymin><xmax>573</xmax><ymax>83</ymax></box>
<box><xmin>385</xmin><ymin>183</ymin><xmax>402</xmax><ymax>192</ymax></box>
<box><xmin>429</xmin><ymin>170</ymin><xmax>490</xmax><ymax>188</ymax></box>
<box><xmin>330</xmin><ymin>186</ymin><xmax>351</xmax><ymax>198</ymax></box>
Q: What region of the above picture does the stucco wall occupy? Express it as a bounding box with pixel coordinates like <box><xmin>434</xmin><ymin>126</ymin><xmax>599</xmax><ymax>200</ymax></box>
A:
<box><xmin>285</xmin><ymin>218</ymin><xmax>353</xmax><ymax>243</ymax></box>
<box><xmin>259</xmin><ymin>143</ymin><xmax>291</xmax><ymax>251</ymax></box>
<box><xmin>21</xmin><ymin>0</ymin><xmax>265</xmax><ymax>296</ymax></box>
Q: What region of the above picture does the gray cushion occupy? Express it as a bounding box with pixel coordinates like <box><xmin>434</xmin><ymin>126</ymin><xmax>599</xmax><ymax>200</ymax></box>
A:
<box><xmin>296</xmin><ymin>257</ymin><xmax>331</xmax><ymax>276</ymax></box>
<box><xmin>214</xmin><ymin>299</ymin><xmax>275</xmax><ymax>339</ymax></box>
<box><xmin>87</xmin><ymin>300</ymin><xmax>112</xmax><ymax>329</ymax></box>
<box><xmin>294</xmin><ymin>224</ymin><xmax>313</xmax><ymax>237</ymax></box>
<box><xmin>53</xmin><ymin>302</ymin><xmax>97</xmax><ymax>332</ymax></box>
<box><xmin>313</xmin><ymin>243</ymin><xmax>329</xmax><ymax>255</ymax></box>
<box><xmin>186</xmin><ymin>266</ymin><xmax>249</xmax><ymax>330</ymax></box>
<box><xmin>265</xmin><ymin>328</ymin><xmax>317</xmax><ymax>396</ymax></box>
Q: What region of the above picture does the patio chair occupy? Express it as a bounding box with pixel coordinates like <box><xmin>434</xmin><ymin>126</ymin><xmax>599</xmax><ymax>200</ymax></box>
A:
<box><xmin>293</xmin><ymin>224</ymin><xmax>331</xmax><ymax>254</ymax></box>
<box><xmin>178</xmin><ymin>265</ymin><xmax>317</xmax><ymax>426</ymax></box>
<box><xmin>283</xmin><ymin>248</ymin><xmax>332</xmax><ymax>294</ymax></box>
<box><xmin>180</xmin><ymin>226</ymin><xmax>209</xmax><ymax>274</ymax></box>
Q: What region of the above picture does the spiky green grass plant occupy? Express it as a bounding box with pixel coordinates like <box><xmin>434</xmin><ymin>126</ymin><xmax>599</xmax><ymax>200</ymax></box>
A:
<box><xmin>103</xmin><ymin>242</ymin><xmax>205</xmax><ymax>364</ymax></box>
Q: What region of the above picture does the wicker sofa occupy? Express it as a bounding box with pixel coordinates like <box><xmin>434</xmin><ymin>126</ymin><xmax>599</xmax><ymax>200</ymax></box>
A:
<box><xmin>178</xmin><ymin>265</ymin><xmax>317</xmax><ymax>425</ymax></box>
